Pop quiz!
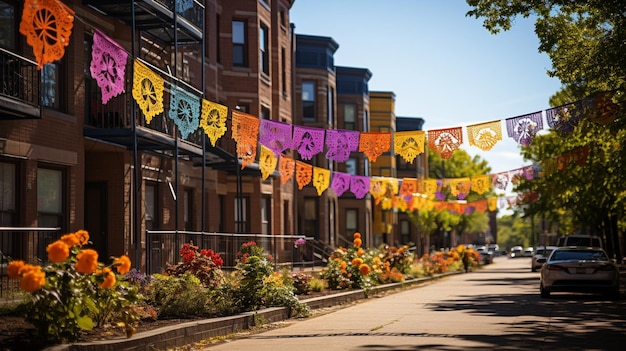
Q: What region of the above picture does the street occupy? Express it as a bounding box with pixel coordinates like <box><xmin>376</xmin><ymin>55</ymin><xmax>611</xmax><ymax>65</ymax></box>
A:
<box><xmin>204</xmin><ymin>256</ymin><xmax>626</xmax><ymax>350</ymax></box>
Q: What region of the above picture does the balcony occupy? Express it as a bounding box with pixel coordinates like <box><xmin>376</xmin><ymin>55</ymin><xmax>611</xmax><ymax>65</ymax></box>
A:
<box><xmin>83</xmin><ymin>0</ymin><xmax>205</xmax><ymax>44</ymax></box>
<box><xmin>0</xmin><ymin>48</ymin><xmax>41</xmax><ymax>120</ymax></box>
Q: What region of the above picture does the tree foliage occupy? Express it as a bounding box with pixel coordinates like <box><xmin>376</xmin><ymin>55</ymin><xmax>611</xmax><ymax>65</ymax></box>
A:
<box><xmin>466</xmin><ymin>0</ymin><xmax>626</xmax><ymax>259</ymax></box>
<box><xmin>407</xmin><ymin>148</ymin><xmax>493</xmax><ymax>248</ymax></box>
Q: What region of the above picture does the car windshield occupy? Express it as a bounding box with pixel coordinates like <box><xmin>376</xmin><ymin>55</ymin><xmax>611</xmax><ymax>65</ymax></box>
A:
<box><xmin>550</xmin><ymin>250</ymin><xmax>608</xmax><ymax>261</ymax></box>
<box><xmin>536</xmin><ymin>249</ymin><xmax>545</xmax><ymax>255</ymax></box>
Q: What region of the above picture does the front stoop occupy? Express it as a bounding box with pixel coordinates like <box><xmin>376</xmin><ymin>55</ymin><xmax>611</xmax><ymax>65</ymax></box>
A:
<box><xmin>44</xmin><ymin>272</ymin><xmax>458</xmax><ymax>351</ymax></box>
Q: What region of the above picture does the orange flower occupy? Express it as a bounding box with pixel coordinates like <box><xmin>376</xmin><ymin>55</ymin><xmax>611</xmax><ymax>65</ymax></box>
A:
<box><xmin>7</xmin><ymin>260</ymin><xmax>25</xmax><ymax>279</ymax></box>
<box><xmin>75</xmin><ymin>249</ymin><xmax>99</xmax><ymax>274</ymax></box>
<box><xmin>20</xmin><ymin>265</ymin><xmax>46</xmax><ymax>292</ymax></box>
<box><xmin>339</xmin><ymin>260</ymin><xmax>347</xmax><ymax>271</ymax></box>
<box><xmin>353</xmin><ymin>232</ymin><xmax>361</xmax><ymax>239</ymax></box>
<box><xmin>99</xmin><ymin>268</ymin><xmax>116</xmax><ymax>288</ymax></box>
<box><xmin>351</xmin><ymin>257</ymin><xmax>363</xmax><ymax>267</ymax></box>
<box><xmin>357</xmin><ymin>248</ymin><xmax>365</xmax><ymax>257</ymax></box>
<box><xmin>46</xmin><ymin>240</ymin><xmax>70</xmax><ymax>263</ymax></box>
<box><xmin>60</xmin><ymin>233</ymin><xmax>80</xmax><ymax>248</ymax></box>
<box><xmin>359</xmin><ymin>263</ymin><xmax>371</xmax><ymax>276</ymax></box>
<box><xmin>75</xmin><ymin>230</ymin><xmax>90</xmax><ymax>246</ymax></box>
<box><xmin>353</xmin><ymin>238</ymin><xmax>362</xmax><ymax>247</ymax></box>
<box><xmin>113</xmin><ymin>255</ymin><xmax>132</xmax><ymax>274</ymax></box>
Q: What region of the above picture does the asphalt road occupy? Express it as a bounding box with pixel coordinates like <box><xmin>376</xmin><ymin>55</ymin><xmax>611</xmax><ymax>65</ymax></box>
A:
<box><xmin>203</xmin><ymin>256</ymin><xmax>626</xmax><ymax>351</ymax></box>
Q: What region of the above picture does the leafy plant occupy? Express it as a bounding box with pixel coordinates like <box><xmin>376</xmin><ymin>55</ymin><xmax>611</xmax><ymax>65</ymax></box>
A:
<box><xmin>148</xmin><ymin>273</ymin><xmax>210</xmax><ymax>318</ymax></box>
<box><xmin>164</xmin><ymin>243</ymin><xmax>224</xmax><ymax>288</ymax></box>
<box><xmin>308</xmin><ymin>278</ymin><xmax>326</xmax><ymax>292</ymax></box>
<box><xmin>6</xmin><ymin>230</ymin><xmax>136</xmax><ymax>343</ymax></box>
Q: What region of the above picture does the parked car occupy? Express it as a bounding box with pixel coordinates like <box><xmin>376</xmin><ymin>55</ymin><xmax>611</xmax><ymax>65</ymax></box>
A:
<box><xmin>531</xmin><ymin>246</ymin><xmax>558</xmax><ymax>272</ymax></box>
<box><xmin>523</xmin><ymin>247</ymin><xmax>534</xmax><ymax>257</ymax></box>
<box><xmin>539</xmin><ymin>246</ymin><xmax>620</xmax><ymax>298</ymax></box>
<box><xmin>475</xmin><ymin>246</ymin><xmax>494</xmax><ymax>265</ymax></box>
<box><xmin>509</xmin><ymin>246</ymin><xmax>523</xmax><ymax>258</ymax></box>
<box><xmin>556</xmin><ymin>234</ymin><xmax>603</xmax><ymax>248</ymax></box>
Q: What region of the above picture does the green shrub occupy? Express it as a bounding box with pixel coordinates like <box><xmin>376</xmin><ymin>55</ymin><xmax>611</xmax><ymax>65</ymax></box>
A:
<box><xmin>308</xmin><ymin>278</ymin><xmax>326</xmax><ymax>292</ymax></box>
<box><xmin>148</xmin><ymin>273</ymin><xmax>210</xmax><ymax>318</ymax></box>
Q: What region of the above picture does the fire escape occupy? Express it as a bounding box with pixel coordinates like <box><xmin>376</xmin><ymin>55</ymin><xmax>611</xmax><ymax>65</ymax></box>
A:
<box><xmin>81</xmin><ymin>0</ymin><xmax>236</xmax><ymax>256</ymax></box>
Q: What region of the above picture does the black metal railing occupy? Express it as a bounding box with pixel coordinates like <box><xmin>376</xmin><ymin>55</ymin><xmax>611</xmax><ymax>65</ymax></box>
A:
<box><xmin>0</xmin><ymin>47</ymin><xmax>40</xmax><ymax>117</ymax></box>
<box><xmin>145</xmin><ymin>230</ymin><xmax>326</xmax><ymax>274</ymax></box>
<box><xmin>0</xmin><ymin>227</ymin><xmax>62</xmax><ymax>299</ymax></box>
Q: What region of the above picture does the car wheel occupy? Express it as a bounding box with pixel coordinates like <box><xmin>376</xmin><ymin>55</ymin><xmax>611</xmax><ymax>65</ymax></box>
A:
<box><xmin>540</xmin><ymin>283</ymin><xmax>550</xmax><ymax>298</ymax></box>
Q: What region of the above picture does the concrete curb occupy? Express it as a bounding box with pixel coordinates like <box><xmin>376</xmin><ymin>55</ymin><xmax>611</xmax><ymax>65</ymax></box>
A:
<box><xmin>44</xmin><ymin>271</ymin><xmax>461</xmax><ymax>351</ymax></box>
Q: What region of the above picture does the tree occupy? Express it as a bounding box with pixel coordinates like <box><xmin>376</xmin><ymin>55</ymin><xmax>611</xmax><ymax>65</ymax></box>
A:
<box><xmin>466</xmin><ymin>0</ymin><xmax>626</xmax><ymax>259</ymax></box>
<box><xmin>407</xmin><ymin>148</ymin><xmax>493</xmax><ymax>252</ymax></box>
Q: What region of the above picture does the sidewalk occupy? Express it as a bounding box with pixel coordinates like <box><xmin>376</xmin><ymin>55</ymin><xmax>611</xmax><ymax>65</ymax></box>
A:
<box><xmin>44</xmin><ymin>272</ymin><xmax>462</xmax><ymax>351</ymax></box>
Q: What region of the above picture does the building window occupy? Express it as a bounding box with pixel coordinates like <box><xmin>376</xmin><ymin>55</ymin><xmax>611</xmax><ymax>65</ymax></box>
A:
<box><xmin>0</xmin><ymin>1</ymin><xmax>15</xmax><ymax>49</ymax></box>
<box><xmin>41</xmin><ymin>62</ymin><xmax>60</xmax><ymax>109</ymax></box>
<box><xmin>261</xmin><ymin>196</ymin><xmax>271</xmax><ymax>235</ymax></box>
<box><xmin>37</xmin><ymin>167</ymin><xmax>64</xmax><ymax>230</ymax></box>
<box><xmin>303</xmin><ymin>197</ymin><xmax>318</xmax><ymax>240</ymax></box>
<box><xmin>234</xmin><ymin>196</ymin><xmax>249</xmax><ymax>233</ymax></box>
<box><xmin>364</xmin><ymin>110</ymin><xmax>369</xmax><ymax>132</ymax></box>
<box><xmin>232</xmin><ymin>20</ymin><xmax>247</xmax><ymax>67</ymax></box>
<box><xmin>0</xmin><ymin>161</ymin><xmax>16</xmax><ymax>226</ymax></box>
<box><xmin>261</xmin><ymin>105</ymin><xmax>270</xmax><ymax>119</ymax></box>
<box><xmin>344</xmin><ymin>104</ymin><xmax>356</xmax><ymax>130</ymax></box>
<box><xmin>302</xmin><ymin>81</ymin><xmax>315</xmax><ymax>120</ymax></box>
<box><xmin>236</xmin><ymin>104</ymin><xmax>249</xmax><ymax>113</ymax></box>
<box><xmin>281</xmin><ymin>48</ymin><xmax>287</xmax><ymax>96</ymax></box>
<box><xmin>346</xmin><ymin>209</ymin><xmax>358</xmax><ymax>236</ymax></box>
<box><xmin>260</xmin><ymin>23</ymin><xmax>269</xmax><ymax>75</ymax></box>
<box><xmin>327</xmin><ymin>86</ymin><xmax>335</xmax><ymax>125</ymax></box>
<box><xmin>346</xmin><ymin>158</ymin><xmax>357</xmax><ymax>175</ymax></box>
<box><xmin>145</xmin><ymin>182</ymin><xmax>157</xmax><ymax>231</ymax></box>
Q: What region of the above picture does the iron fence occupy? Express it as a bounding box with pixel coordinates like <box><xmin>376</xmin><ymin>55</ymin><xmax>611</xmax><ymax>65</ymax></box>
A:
<box><xmin>0</xmin><ymin>227</ymin><xmax>61</xmax><ymax>299</ymax></box>
<box><xmin>146</xmin><ymin>231</ymin><xmax>326</xmax><ymax>274</ymax></box>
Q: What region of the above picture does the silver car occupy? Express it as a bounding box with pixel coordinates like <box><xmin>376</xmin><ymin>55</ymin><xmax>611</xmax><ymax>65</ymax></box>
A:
<box><xmin>539</xmin><ymin>247</ymin><xmax>620</xmax><ymax>298</ymax></box>
<box><xmin>531</xmin><ymin>246</ymin><xmax>558</xmax><ymax>272</ymax></box>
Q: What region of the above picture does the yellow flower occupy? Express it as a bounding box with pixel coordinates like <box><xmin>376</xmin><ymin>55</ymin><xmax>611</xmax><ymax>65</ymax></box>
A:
<box><xmin>113</xmin><ymin>255</ymin><xmax>132</xmax><ymax>275</ymax></box>
<box><xmin>359</xmin><ymin>263</ymin><xmax>371</xmax><ymax>276</ymax></box>
<box><xmin>99</xmin><ymin>268</ymin><xmax>116</xmax><ymax>289</ymax></box>
<box><xmin>75</xmin><ymin>230</ymin><xmax>90</xmax><ymax>246</ymax></box>
<box><xmin>60</xmin><ymin>233</ymin><xmax>80</xmax><ymax>248</ymax></box>
<box><xmin>75</xmin><ymin>249</ymin><xmax>99</xmax><ymax>274</ymax></box>
<box><xmin>46</xmin><ymin>240</ymin><xmax>70</xmax><ymax>263</ymax></box>
<box><xmin>351</xmin><ymin>258</ymin><xmax>363</xmax><ymax>267</ymax></box>
<box><xmin>7</xmin><ymin>260</ymin><xmax>25</xmax><ymax>279</ymax></box>
<box><xmin>353</xmin><ymin>238</ymin><xmax>362</xmax><ymax>247</ymax></box>
<box><xmin>20</xmin><ymin>265</ymin><xmax>46</xmax><ymax>292</ymax></box>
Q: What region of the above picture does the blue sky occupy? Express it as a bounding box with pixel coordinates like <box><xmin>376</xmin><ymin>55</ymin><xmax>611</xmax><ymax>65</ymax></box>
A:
<box><xmin>290</xmin><ymin>1</ymin><xmax>563</xmax><ymax>175</ymax></box>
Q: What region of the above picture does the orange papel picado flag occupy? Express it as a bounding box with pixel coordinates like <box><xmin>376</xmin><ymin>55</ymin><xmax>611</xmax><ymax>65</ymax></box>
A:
<box><xmin>20</xmin><ymin>0</ymin><xmax>75</xmax><ymax>68</ymax></box>
<box><xmin>231</xmin><ymin>110</ymin><xmax>260</xmax><ymax>169</ymax></box>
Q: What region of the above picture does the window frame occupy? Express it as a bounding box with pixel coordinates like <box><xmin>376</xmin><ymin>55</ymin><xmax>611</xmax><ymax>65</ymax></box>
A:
<box><xmin>260</xmin><ymin>23</ymin><xmax>269</xmax><ymax>75</ymax></box>
<box><xmin>232</xmin><ymin>19</ymin><xmax>248</xmax><ymax>67</ymax></box>
<box><xmin>41</xmin><ymin>62</ymin><xmax>62</xmax><ymax>110</ymax></box>
<box><xmin>0</xmin><ymin>160</ymin><xmax>17</xmax><ymax>226</ymax></box>
<box><xmin>302</xmin><ymin>80</ymin><xmax>316</xmax><ymax>121</ymax></box>
<box><xmin>343</xmin><ymin>104</ymin><xmax>356</xmax><ymax>130</ymax></box>
<box><xmin>36</xmin><ymin>166</ymin><xmax>66</xmax><ymax>231</ymax></box>
<box><xmin>0</xmin><ymin>0</ymin><xmax>16</xmax><ymax>50</ymax></box>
